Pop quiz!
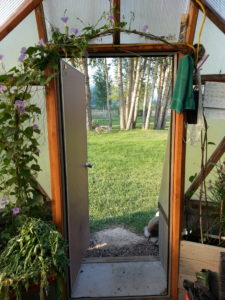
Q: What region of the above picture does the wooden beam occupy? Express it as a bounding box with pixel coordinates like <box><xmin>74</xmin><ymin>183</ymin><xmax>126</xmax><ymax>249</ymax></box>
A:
<box><xmin>86</xmin><ymin>43</ymin><xmax>192</xmax><ymax>56</ymax></box>
<box><xmin>194</xmin><ymin>74</ymin><xmax>225</xmax><ymax>84</ymax></box>
<box><xmin>170</xmin><ymin>2</ymin><xmax>199</xmax><ymax>300</ymax></box>
<box><xmin>185</xmin><ymin>136</ymin><xmax>225</xmax><ymax>199</ymax></box>
<box><xmin>186</xmin><ymin>1</ymin><xmax>199</xmax><ymax>43</ymax></box>
<box><xmin>45</xmin><ymin>74</ymin><xmax>64</xmax><ymax>234</ymax></box>
<box><xmin>113</xmin><ymin>0</ymin><xmax>120</xmax><ymax>44</ymax></box>
<box><xmin>192</xmin><ymin>0</ymin><xmax>225</xmax><ymax>35</ymax></box>
<box><xmin>35</xmin><ymin>3</ymin><xmax>47</xmax><ymax>42</ymax></box>
<box><xmin>0</xmin><ymin>0</ymin><xmax>43</xmax><ymax>41</ymax></box>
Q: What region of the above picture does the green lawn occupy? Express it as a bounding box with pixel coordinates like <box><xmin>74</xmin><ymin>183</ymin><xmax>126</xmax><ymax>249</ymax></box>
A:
<box><xmin>88</xmin><ymin>128</ymin><xmax>168</xmax><ymax>233</ymax></box>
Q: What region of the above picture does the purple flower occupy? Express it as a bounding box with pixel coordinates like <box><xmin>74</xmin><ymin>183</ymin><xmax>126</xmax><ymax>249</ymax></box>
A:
<box><xmin>35</xmin><ymin>147</ymin><xmax>40</xmax><ymax>153</ymax></box>
<box><xmin>14</xmin><ymin>100</ymin><xmax>25</xmax><ymax>114</ymax></box>
<box><xmin>61</xmin><ymin>17</ymin><xmax>69</xmax><ymax>24</ymax></box>
<box><xmin>18</xmin><ymin>47</ymin><xmax>27</xmax><ymax>62</ymax></box>
<box><xmin>18</xmin><ymin>106</ymin><xmax>25</xmax><ymax>114</ymax></box>
<box><xmin>0</xmin><ymin>54</ymin><xmax>4</xmax><ymax>61</ymax></box>
<box><xmin>12</xmin><ymin>207</ymin><xmax>20</xmax><ymax>215</ymax></box>
<box><xmin>142</xmin><ymin>25</ymin><xmax>149</xmax><ymax>33</ymax></box>
<box><xmin>33</xmin><ymin>124</ymin><xmax>39</xmax><ymax>130</ymax></box>
<box><xmin>38</xmin><ymin>39</ymin><xmax>45</xmax><ymax>46</ymax></box>
<box><xmin>1</xmin><ymin>196</ymin><xmax>9</xmax><ymax>207</ymax></box>
<box><xmin>70</xmin><ymin>27</ymin><xmax>78</xmax><ymax>35</ymax></box>
<box><xmin>108</xmin><ymin>14</ymin><xmax>114</xmax><ymax>20</ymax></box>
<box><xmin>18</xmin><ymin>53</ymin><xmax>26</xmax><ymax>62</ymax></box>
<box><xmin>14</xmin><ymin>100</ymin><xmax>24</xmax><ymax>107</ymax></box>
<box><xmin>20</xmin><ymin>47</ymin><xmax>26</xmax><ymax>54</ymax></box>
<box><xmin>0</xmin><ymin>85</ymin><xmax>5</xmax><ymax>92</ymax></box>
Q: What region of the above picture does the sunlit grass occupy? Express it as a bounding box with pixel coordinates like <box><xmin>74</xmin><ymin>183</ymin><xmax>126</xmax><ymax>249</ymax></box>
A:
<box><xmin>88</xmin><ymin>127</ymin><xmax>168</xmax><ymax>233</ymax></box>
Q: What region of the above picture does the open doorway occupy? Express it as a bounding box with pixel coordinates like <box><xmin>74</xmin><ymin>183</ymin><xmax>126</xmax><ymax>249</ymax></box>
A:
<box><xmin>59</xmin><ymin>55</ymin><xmax>174</xmax><ymax>298</ymax></box>
<box><xmin>85</xmin><ymin>56</ymin><xmax>172</xmax><ymax>261</ymax></box>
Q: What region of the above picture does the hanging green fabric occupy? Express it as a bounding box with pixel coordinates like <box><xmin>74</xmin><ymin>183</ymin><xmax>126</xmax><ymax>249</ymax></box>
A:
<box><xmin>170</xmin><ymin>55</ymin><xmax>195</xmax><ymax>113</ymax></box>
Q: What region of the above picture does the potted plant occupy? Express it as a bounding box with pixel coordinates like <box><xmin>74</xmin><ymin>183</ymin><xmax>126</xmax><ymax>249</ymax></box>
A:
<box><xmin>0</xmin><ymin>216</ymin><xmax>68</xmax><ymax>300</ymax></box>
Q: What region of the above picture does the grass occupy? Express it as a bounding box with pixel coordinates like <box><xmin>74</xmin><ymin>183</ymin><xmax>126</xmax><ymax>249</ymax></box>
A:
<box><xmin>88</xmin><ymin>125</ymin><xmax>168</xmax><ymax>234</ymax></box>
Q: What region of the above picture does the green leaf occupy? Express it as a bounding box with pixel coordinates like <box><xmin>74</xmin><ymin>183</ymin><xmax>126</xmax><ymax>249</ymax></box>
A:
<box><xmin>31</xmin><ymin>164</ymin><xmax>41</xmax><ymax>171</ymax></box>
<box><xmin>3</xmin><ymin>128</ymin><xmax>17</xmax><ymax>137</ymax></box>
<box><xmin>189</xmin><ymin>173</ymin><xmax>197</xmax><ymax>183</ymax></box>
<box><xmin>208</xmin><ymin>141</ymin><xmax>216</xmax><ymax>145</ymax></box>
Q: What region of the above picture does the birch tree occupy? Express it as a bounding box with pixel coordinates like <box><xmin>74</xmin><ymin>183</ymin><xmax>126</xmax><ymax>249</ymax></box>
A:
<box><xmin>126</xmin><ymin>57</ymin><xmax>141</xmax><ymax>130</ymax></box>
<box><xmin>104</xmin><ymin>58</ymin><xmax>112</xmax><ymax>129</ymax></box>
<box><xmin>156</xmin><ymin>62</ymin><xmax>172</xmax><ymax>129</ymax></box>
<box><xmin>117</xmin><ymin>57</ymin><xmax>125</xmax><ymax>129</ymax></box>
<box><xmin>142</xmin><ymin>58</ymin><xmax>151</xmax><ymax>129</ymax></box>
<box><xmin>132</xmin><ymin>58</ymin><xmax>147</xmax><ymax>128</ymax></box>
<box><xmin>144</xmin><ymin>59</ymin><xmax>159</xmax><ymax>130</ymax></box>
<box><xmin>82</xmin><ymin>58</ymin><xmax>92</xmax><ymax>130</ymax></box>
<box><xmin>154</xmin><ymin>58</ymin><xmax>167</xmax><ymax>129</ymax></box>
<box><xmin>125</xmin><ymin>58</ymin><xmax>134</xmax><ymax>125</ymax></box>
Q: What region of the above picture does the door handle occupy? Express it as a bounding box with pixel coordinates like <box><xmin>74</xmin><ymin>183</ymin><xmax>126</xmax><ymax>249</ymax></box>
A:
<box><xmin>85</xmin><ymin>163</ymin><xmax>93</xmax><ymax>168</ymax></box>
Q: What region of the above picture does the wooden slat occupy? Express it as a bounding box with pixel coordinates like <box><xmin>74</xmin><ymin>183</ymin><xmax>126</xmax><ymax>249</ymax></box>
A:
<box><xmin>180</xmin><ymin>240</ymin><xmax>222</xmax><ymax>261</ymax></box>
<box><xmin>185</xmin><ymin>136</ymin><xmax>225</xmax><ymax>198</ymax></box>
<box><xmin>0</xmin><ymin>0</ymin><xmax>43</xmax><ymax>41</ymax></box>
<box><xmin>113</xmin><ymin>0</ymin><xmax>120</xmax><ymax>44</ymax></box>
<box><xmin>192</xmin><ymin>0</ymin><xmax>225</xmax><ymax>35</ymax></box>
<box><xmin>35</xmin><ymin>3</ymin><xmax>47</xmax><ymax>42</ymax></box>
<box><xmin>170</xmin><ymin>2</ymin><xmax>199</xmax><ymax>300</ymax></box>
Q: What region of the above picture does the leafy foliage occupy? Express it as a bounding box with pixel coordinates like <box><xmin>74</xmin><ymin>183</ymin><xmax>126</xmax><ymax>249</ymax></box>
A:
<box><xmin>0</xmin><ymin>217</ymin><xmax>68</xmax><ymax>300</ymax></box>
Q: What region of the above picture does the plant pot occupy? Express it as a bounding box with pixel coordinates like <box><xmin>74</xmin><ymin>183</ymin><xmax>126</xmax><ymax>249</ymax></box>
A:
<box><xmin>178</xmin><ymin>240</ymin><xmax>221</xmax><ymax>300</ymax></box>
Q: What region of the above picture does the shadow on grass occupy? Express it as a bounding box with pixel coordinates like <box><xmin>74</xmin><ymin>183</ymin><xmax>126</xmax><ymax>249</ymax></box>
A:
<box><xmin>89</xmin><ymin>209</ymin><xmax>157</xmax><ymax>234</ymax></box>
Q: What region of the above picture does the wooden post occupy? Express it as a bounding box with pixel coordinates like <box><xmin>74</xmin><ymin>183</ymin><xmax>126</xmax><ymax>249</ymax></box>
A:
<box><xmin>35</xmin><ymin>3</ymin><xmax>47</xmax><ymax>41</ymax></box>
<box><xmin>170</xmin><ymin>2</ymin><xmax>199</xmax><ymax>300</ymax></box>
<box><xmin>35</xmin><ymin>4</ymin><xmax>64</xmax><ymax>234</ymax></box>
<box><xmin>45</xmin><ymin>76</ymin><xmax>64</xmax><ymax>234</ymax></box>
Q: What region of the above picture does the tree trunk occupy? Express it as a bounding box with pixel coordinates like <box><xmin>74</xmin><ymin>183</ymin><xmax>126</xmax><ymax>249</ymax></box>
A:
<box><xmin>154</xmin><ymin>58</ymin><xmax>167</xmax><ymax>129</ymax></box>
<box><xmin>125</xmin><ymin>58</ymin><xmax>134</xmax><ymax>124</ymax></box>
<box><xmin>133</xmin><ymin>58</ymin><xmax>147</xmax><ymax>128</ymax></box>
<box><xmin>117</xmin><ymin>57</ymin><xmax>125</xmax><ymax>130</ymax></box>
<box><xmin>156</xmin><ymin>65</ymin><xmax>171</xmax><ymax>129</ymax></box>
<box><xmin>126</xmin><ymin>57</ymin><xmax>141</xmax><ymax>130</ymax></box>
<box><xmin>161</xmin><ymin>84</ymin><xmax>172</xmax><ymax>129</ymax></box>
<box><xmin>104</xmin><ymin>58</ymin><xmax>112</xmax><ymax>129</ymax></box>
<box><xmin>144</xmin><ymin>60</ymin><xmax>159</xmax><ymax>130</ymax></box>
<box><xmin>142</xmin><ymin>58</ymin><xmax>151</xmax><ymax>129</ymax></box>
<box><xmin>82</xmin><ymin>58</ymin><xmax>92</xmax><ymax>131</ymax></box>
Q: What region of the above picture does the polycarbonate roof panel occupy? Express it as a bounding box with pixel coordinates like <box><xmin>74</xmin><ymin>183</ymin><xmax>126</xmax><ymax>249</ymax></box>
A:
<box><xmin>206</xmin><ymin>0</ymin><xmax>225</xmax><ymax>21</ymax></box>
<box><xmin>0</xmin><ymin>0</ymin><xmax>25</xmax><ymax>27</ymax></box>
<box><xmin>43</xmin><ymin>0</ymin><xmax>112</xmax><ymax>44</ymax></box>
<box><xmin>194</xmin><ymin>11</ymin><xmax>225</xmax><ymax>74</ymax></box>
<box><xmin>121</xmin><ymin>0</ymin><xmax>189</xmax><ymax>44</ymax></box>
<box><xmin>0</xmin><ymin>11</ymin><xmax>39</xmax><ymax>71</ymax></box>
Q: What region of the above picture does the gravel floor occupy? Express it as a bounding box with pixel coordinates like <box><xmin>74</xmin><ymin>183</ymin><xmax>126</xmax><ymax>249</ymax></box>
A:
<box><xmin>85</xmin><ymin>238</ymin><xmax>159</xmax><ymax>257</ymax></box>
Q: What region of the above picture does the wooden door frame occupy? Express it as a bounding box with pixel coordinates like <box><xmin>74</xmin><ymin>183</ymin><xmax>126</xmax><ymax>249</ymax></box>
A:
<box><xmin>46</xmin><ymin>52</ymin><xmax>183</xmax><ymax>300</ymax></box>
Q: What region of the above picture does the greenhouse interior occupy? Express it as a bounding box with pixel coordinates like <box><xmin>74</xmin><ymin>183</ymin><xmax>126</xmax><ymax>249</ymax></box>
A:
<box><xmin>0</xmin><ymin>0</ymin><xmax>225</xmax><ymax>300</ymax></box>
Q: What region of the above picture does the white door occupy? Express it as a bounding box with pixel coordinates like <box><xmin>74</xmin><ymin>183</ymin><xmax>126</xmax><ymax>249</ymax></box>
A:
<box><xmin>60</xmin><ymin>60</ymin><xmax>89</xmax><ymax>291</ymax></box>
